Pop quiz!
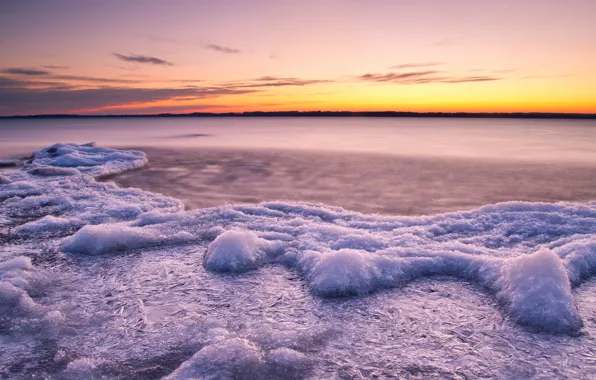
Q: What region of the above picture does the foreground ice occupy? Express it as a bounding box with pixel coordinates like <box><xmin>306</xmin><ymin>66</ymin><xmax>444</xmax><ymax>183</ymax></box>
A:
<box><xmin>1</xmin><ymin>143</ymin><xmax>596</xmax><ymax>379</ymax></box>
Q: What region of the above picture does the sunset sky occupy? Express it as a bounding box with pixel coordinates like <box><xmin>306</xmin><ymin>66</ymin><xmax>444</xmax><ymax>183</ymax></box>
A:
<box><xmin>1</xmin><ymin>0</ymin><xmax>595</xmax><ymax>115</ymax></box>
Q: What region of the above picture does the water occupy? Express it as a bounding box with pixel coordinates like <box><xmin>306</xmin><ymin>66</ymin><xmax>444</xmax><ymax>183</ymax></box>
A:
<box><xmin>1</xmin><ymin>117</ymin><xmax>596</xmax><ymax>163</ymax></box>
<box><xmin>3</xmin><ymin>117</ymin><xmax>596</xmax><ymax>216</ymax></box>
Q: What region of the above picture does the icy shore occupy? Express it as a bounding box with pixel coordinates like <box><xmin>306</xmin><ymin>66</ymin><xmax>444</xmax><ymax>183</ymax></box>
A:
<box><xmin>1</xmin><ymin>143</ymin><xmax>596</xmax><ymax>379</ymax></box>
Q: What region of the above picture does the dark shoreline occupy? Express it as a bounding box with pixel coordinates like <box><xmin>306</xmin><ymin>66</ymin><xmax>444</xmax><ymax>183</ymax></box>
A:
<box><xmin>2</xmin><ymin>111</ymin><xmax>596</xmax><ymax>119</ymax></box>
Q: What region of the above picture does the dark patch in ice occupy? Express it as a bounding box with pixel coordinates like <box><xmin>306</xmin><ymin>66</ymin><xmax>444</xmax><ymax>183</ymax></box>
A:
<box><xmin>28</xmin><ymin>167</ymin><xmax>79</xmax><ymax>176</ymax></box>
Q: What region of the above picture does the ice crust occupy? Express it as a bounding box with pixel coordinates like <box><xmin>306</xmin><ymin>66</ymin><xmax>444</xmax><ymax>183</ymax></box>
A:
<box><xmin>2</xmin><ymin>143</ymin><xmax>596</xmax><ymax>378</ymax></box>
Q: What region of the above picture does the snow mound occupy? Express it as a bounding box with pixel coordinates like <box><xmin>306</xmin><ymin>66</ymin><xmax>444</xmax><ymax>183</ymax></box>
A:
<box><xmin>166</xmin><ymin>338</ymin><xmax>264</xmax><ymax>380</ymax></box>
<box><xmin>0</xmin><ymin>174</ymin><xmax>12</xmax><ymax>184</ymax></box>
<box><xmin>12</xmin><ymin>215</ymin><xmax>83</xmax><ymax>237</ymax></box>
<box><xmin>305</xmin><ymin>249</ymin><xmax>381</xmax><ymax>296</ymax></box>
<box><xmin>204</xmin><ymin>230</ymin><xmax>269</xmax><ymax>273</ymax></box>
<box><xmin>166</xmin><ymin>331</ymin><xmax>315</xmax><ymax>380</ymax></box>
<box><xmin>496</xmin><ymin>249</ymin><xmax>582</xmax><ymax>334</ymax></box>
<box><xmin>62</xmin><ymin>224</ymin><xmax>194</xmax><ymax>255</ymax></box>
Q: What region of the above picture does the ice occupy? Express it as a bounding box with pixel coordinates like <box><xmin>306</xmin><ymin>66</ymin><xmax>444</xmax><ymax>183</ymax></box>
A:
<box><xmin>496</xmin><ymin>249</ymin><xmax>582</xmax><ymax>334</ymax></box>
<box><xmin>13</xmin><ymin>215</ymin><xmax>83</xmax><ymax>237</ymax></box>
<box><xmin>166</xmin><ymin>338</ymin><xmax>264</xmax><ymax>380</ymax></box>
<box><xmin>2</xmin><ymin>142</ymin><xmax>596</xmax><ymax>378</ymax></box>
<box><xmin>0</xmin><ymin>174</ymin><xmax>13</xmax><ymax>184</ymax></box>
<box><xmin>28</xmin><ymin>166</ymin><xmax>80</xmax><ymax>176</ymax></box>
<box><xmin>166</xmin><ymin>332</ymin><xmax>315</xmax><ymax>380</ymax></box>
<box><xmin>29</xmin><ymin>142</ymin><xmax>147</xmax><ymax>177</ymax></box>
<box><xmin>303</xmin><ymin>249</ymin><xmax>382</xmax><ymax>297</ymax></box>
<box><xmin>204</xmin><ymin>230</ymin><xmax>269</xmax><ymax>273</ymax></box>
<box><xmin>62</xmin><ymin>224</ymin><xmax>195</xmax><ymax>255</ymax></box>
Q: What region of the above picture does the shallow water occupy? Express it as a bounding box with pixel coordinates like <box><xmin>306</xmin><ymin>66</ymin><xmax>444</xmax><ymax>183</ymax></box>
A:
<box><xmin>107</xmin><ymin>146</ymin><xmax>596</xmax><ymax>215</ymax></box>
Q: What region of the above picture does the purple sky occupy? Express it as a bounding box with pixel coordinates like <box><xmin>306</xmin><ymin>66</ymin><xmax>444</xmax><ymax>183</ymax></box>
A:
<box><xmin>1</xmin><ymin>0</ymin><xmax>595</xmax><ymax>115</ymax></box>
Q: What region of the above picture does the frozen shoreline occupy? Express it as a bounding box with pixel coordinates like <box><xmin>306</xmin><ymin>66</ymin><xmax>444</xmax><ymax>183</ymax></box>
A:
<box><xmin>2</xmin><ymin>143</ymin><xmax>596</xmax><ymax>379</ymax></box>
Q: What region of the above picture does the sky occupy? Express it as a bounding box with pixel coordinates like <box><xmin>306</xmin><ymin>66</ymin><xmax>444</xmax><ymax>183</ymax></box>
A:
<box><xmin>1</xmin><ymin>0</ymin><xmax>595</xmax><ymax>115</ymax></box>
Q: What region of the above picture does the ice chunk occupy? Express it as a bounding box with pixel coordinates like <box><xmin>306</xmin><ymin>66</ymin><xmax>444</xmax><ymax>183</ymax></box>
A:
<box><xmin>0</xmin><ymin>281</ymin><xmax>39</xmax><ymax>316</ymax></box>
<box><xmin>62</xmin><ymin>224</ymin><xmax>194</xmax><ymax>254</ymax></box>
<box><xmin>0</xmin><ymin>256</ymin><xmax>33</xmax><ymax>272</ymax></box>
<box><xmin>166</xmin><ymin>338</ymin><xmax>264</xmax><ymax>380</ymax></box>
<box><xmin>305</xmin><ymin>249</ymin><xmax>381</xmax><ymax>297</ymax></box>
<box><xmin>0</xmin><ymin>174</ymin><xmax>12</xmax><ymax>184</ymax></box>
<box><xmin>29</xmin><ymin>143</ymin><xmax>147</xmax><ymax>177</ymax></box>
<box><xmin>496</xmin><ymin>249</ymin><xmax>582</xmax><ymax>334</ymax></box>
<box><xmin>12</xmin><ymin>215</ymin><xmax>83</xmax><ymax>237</ymax></box>
<box><xmin>204</xmin><ymin>230</ymin><xmax>269</xmax><ymax>273</ymax></box>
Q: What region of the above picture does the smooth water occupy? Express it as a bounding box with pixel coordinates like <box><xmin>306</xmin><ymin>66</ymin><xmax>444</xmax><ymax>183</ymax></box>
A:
<box><xmin>1</xmin><ymin>117</ymin><xmax>596</xmax><ymax>163</ymax></box>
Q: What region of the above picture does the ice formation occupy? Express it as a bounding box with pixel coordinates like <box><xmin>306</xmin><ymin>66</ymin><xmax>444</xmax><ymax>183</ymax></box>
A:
<box><xmin>204</xmin><ymin>230</ymin><xmax>269</xmax><ymax>272</ymax></box>
<box><xmin>2</xmin><ymin>142</ymin><xmax>596</xmax><ymax>378</ymax></box>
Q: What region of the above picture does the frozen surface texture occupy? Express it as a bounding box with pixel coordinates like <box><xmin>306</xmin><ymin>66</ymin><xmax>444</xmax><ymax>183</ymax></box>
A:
<box><xmin>1</xmin><ymin>143</ymin><xmax>596</xmax><ymax>379</ymax></box>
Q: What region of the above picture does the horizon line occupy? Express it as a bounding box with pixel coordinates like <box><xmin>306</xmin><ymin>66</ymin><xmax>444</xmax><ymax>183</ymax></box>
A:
<box><xmin>1</xmin><ymin>111</ymin><xmax>596</xmax><ymax>120</ymax></box>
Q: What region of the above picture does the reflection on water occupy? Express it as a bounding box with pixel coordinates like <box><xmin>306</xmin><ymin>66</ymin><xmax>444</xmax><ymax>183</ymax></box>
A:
<box><xmin>107</xmin><ymin>147</ymin><xmax>596</xmax><ymax>215</ymax></box>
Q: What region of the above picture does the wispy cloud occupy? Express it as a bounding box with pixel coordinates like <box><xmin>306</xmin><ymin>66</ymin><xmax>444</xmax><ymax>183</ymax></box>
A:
<box><xmin>252</xmin><ymin>76</ymin><xmax>330</xmax><ymax>86</ymax></box>
<box><xmin>359</xmin><ymin>70</ymin><xmax>502</xmax><ymax>85</ymax></box>
<box><xmin>391</xmin><ymin>63</ymin><xmax>443</xmax><ymax>69</ymax></box>
<box><xmin>113</xmin><ymin>53</ymin><xmax>173</xmax><ymax>66</ymax></box>
<box><xmin>1</xmin><ymin>68</ymin><xmax>51</xmax><ymax>76</ymax></box>
<box><xmin>42</xmin><ymin>65</ymin><xmax>69</xmax><ymax>70</ymax></box>
<box><xmin>0</xmin><ymin>85</ymin><xmax>257</xmax><ymax>115</ymax></box>
<box><xmin>205</xmin><ymin>44</ymin><xmax>242</xmax><ymax>54</ymax></box>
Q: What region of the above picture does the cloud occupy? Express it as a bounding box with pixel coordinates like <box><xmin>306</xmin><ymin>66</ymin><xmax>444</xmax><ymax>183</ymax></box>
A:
<box><xmin>1</xmin><ymin>68</ymin><xmax>51</xmax><ymax>76</ymax></box>
<box><xmin>391</xmin><ymin>63</ymin><xmax>443</xmax><ymax>69</ymax></box>
<box><xmin>113</xmin><ymin>53</ymin><xmax>173</xmax><ymax>66</ymax></box>
<box><xmin>205</xmin><ymin>44</ymin><xmax>241</xmax><ymax>54</ymax></box>
<box><xmin>229</xmin><ymin>76</ymin><xmax>331</xmax><ymax>88</ymax></box>
<box><xmin>51</xmin><ymin>75</ymin><xmax>140</xmax><ymax>84</ymax></box>
<box><xmin>42</xmin><ymin>65</ymin><xmax>69</xmax><ymax>70</ymax></box>
<box><xmin>0</xmin><ymin>85</ymin><xmax>257</xmax><ymax>115</ymax></box>
<box><xmin>359</xmin><ymin>70</ymin><xmax>502</xmax><ymax>85</ymax></box>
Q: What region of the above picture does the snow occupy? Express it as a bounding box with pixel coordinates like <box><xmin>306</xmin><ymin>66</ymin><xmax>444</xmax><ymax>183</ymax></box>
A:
<box><xmin>166</xmin><ymin>338</ymin><xmax>264</xmax><ymax>380</ymax></box>
<box><xmin>496</xmin><ymin>249</ymin><xmax>583</xmax><ymax>333</ymax></box>
<box><xmin>2</xmin><ymin>142</ymin><xmax>596</xmax><ymax>378</ymax></box>
<box><xmin>29</xmin><ymin>142</ymin><xmax>147</xmax><ymax>177</ymax></box>
<box><xmin>0</xmin><ymin>174</ymin><xmax>11</xmax><ymax>184</ymax></box>
<box><xmin>204</xmin><ymin>230</ymin><xmax>268</xmax><ymax>273</ymax></box>
<box><xmin>62</xmin><ymin>224</ymin><xmax>195</xmax><ymax>255</ymax></box>
<box><xmin>166</xmin><ymin>331</ymin><xmax>314</xmax><ymax>380</ymax></box>
<box><xmin>13</xmin><ymin>215</ymin><xmax>83</xmax><ymax>237</ymax></box>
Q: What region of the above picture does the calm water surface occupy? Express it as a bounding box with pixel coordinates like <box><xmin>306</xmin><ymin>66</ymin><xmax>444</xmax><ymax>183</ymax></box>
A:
<box><xmin>1</xmin><ymin>117</ymin><xmax>596</xmax><ymax>163</ymax></box>
<box><xmin>2</xmin><ymin>117</ymin><xmax>596</xmax><ymax>215</ymax></box>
